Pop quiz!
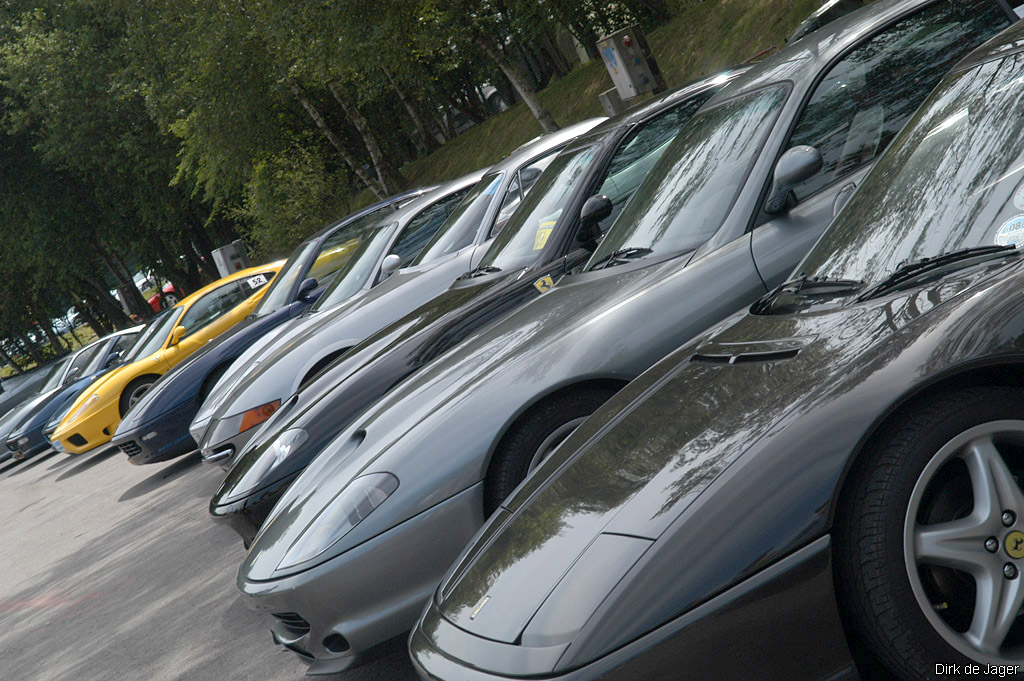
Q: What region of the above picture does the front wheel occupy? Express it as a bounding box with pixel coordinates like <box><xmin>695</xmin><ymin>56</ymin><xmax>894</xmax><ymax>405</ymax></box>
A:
<box><xmin>484</xmin><ymin>388</ymin><xmax>617</xmax><ymax>515</ymax></box>
<box><xmin>836</xmin><ymin>387</ymin><xmax>1024</xmax><ymax>680</ymax></box>
<box><xmin>120</xmin><ymin>376</ymin><xmax>157</xmax><ymax>417</ymax></box>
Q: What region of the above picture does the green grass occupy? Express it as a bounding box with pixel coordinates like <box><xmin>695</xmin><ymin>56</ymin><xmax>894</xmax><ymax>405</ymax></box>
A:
<box><xmin>352</xmin><ymin>0</ymin><xmax>822</xmax><ymax>205</ymax></box>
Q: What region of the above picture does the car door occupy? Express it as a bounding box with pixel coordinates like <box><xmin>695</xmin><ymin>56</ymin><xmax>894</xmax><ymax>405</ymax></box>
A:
<box><xmin>750</xmin><ymin>0</ymin><xmax>1014</xmax><ymax>288</ymax></box>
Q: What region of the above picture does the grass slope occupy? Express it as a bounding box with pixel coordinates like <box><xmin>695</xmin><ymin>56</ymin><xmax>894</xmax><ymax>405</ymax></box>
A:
<box><xmin>394</xmin><ymin>0</ymin><xmax>822</xmax><ymax>191</ymax></box>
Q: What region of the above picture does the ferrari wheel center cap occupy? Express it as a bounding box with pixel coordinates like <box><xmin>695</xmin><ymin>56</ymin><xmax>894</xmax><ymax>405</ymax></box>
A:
<box><xmin>1004</xmin><ymin>530</ymin><xmax>1024</xmax><ymax>559</ymax></box>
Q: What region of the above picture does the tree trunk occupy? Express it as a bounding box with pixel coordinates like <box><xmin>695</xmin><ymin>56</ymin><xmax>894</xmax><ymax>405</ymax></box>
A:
<box><xmin>473</xmin><ymin>34</ymin><xmax>560</xmax><ymax>133</ymax></box>
<box><xmin>15</xmin><ymin>331</ymin><xmax>44</xmax><ymax>366</ymax></box>
<box><xmin>80</xmin><ymin>275</ymin><xmax>133</xmax><ymax>329</ymax></box>
<box><xmin>287</xmin><ymin>79</ymin><xmax>385</xmax><ymax>200</ymax></box>
<box><xmin>75</xmin><ymin>295</ymin><xmax>112</xmax><ymax>336</ymax></box>
<box><xmin>326</xmin><ymin>81</ymin><xmax>406</xmax><ymax>195</ymax></box>
<box><xmin>0</xmin><ymin>345</ymin><xmax>25</xmax><ymax>374</ymax></box>
<box><xmin>383</xmin><ymin>68</ymin><xmax>439</xmax><ymax>155</ymax></box>
<box><xmin>94</xmin><ymin>243</ymin><xmax>150</xmax><ymax>319</ymax></box>
<box><xmin>39</xmin><ymin>320</ymin><xmax>67</xmax><ymax>355</ymax></box>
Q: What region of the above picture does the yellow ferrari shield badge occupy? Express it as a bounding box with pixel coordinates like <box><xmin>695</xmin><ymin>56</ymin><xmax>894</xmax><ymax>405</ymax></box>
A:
<box><xmin>1006</xmin><ymin>531</ymin><xmax>1024</xmax><ymax>559</ymax></box>
<box><xmin>534</xmin><ymin>275</ymin><xmax>555</xmax><ymax>294</ymax></box>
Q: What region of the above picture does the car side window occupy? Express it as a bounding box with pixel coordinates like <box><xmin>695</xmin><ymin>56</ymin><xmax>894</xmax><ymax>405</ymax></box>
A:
<box><xmin>389</xmin><ymin>187</ymin><xmax>472</xmax><ymax>263</ymax></box>
<box><xmin>179</xmin><ymin>280</ymin><xmax>250</xmax><ymax>338</ymax></box>
<box><xmin>307</xmin><ymin>206</ymin><xmax>392</xmax><ymax>288</ymax></box>
<box><xmin>784</xmin><ymin>0</ymin><xmax>1011</xmax><ymax>202</ymax></box>
<box><xmin>594</xmin><ymin>90</ymin><xmax>714</xmax><ymax>232</ymax></box>
<box><xmin>493</xmin><ymin>153</ymin><xmax>559</xmax><ymax>237</ymax></box>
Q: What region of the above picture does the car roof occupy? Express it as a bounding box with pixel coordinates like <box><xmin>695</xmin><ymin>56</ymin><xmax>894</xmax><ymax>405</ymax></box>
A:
<box><xmin>953</xmin><ymin>11</ymin><xmax>1024</xmax><ymax>72</ymax></box>
<box><xmin>706</xmin><ymin>0</ymin><xmax>937</xmax><ymax>105</ymax></box>
<box><xmin>488</xmin><ymin>117</ymin><xmax>607</xmax><ymax>174</ymax></box>
<box><xmin>385</xmin><ymin>170</ymin><xmax>488</xmax><ymax>226</ymax></box>
<box><xmin>174</xmin><ymin>260</ymin><xmax>285</xmax><ymax>310</ymax></box>
<box><xmin>303</xmin><ymin>187</ymin><xmax>436</xmax><ymax>243</ymax></box>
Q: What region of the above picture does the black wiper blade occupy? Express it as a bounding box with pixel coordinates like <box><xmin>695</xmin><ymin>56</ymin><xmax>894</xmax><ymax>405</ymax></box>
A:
<box><xmin>856</xmin><ymin>245</ymin><xmax>1019</xmax><ymax>302</ymax></box>
<box><xmin>589</xmin><ymin>247</ymin><xmax>653</xmax><ymax>271</ymax></box>
<box><xmin>751</xmin><ymin>275</ymin><xmax>864</xmax><ymax>314</ymax></box>
<box><xmin>460</xmin><ymin>265</ymin><xmax>502</xmax><ymax>280</ymax></box>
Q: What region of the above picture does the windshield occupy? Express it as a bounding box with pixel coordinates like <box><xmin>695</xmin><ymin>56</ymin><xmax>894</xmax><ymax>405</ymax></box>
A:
<box><xmin>39</xmin><ymin>355</ymin><xmax>73</xmax><ymax>393</ymax></box>
<box><xmin>64</xmin><ymin>340</ymin><xmax>110</xmax><ymax>383</ymax></box>
<box><xmin>252</xmin><ymin>205</ymin><xmax>391</xmax><ymax>316</ymax></box>
<box><xmin>410</xmin><ymin>174</ymin><xmax>503</xmax><ymax>265</ymax></box>
<box><xmin>586</xmin><ymin>85</ymin><xmax>788</xmax><ymax>270</ymax></box>
<box><xmin>797</xmin><ymin>53</ymin><xmax>1024</xmax><ymax>285</ymax></box>
<box><xmin>478</xmin><ymin>146</ymin><xmax>600</xmax><ymax>272</ymax></box>
<box><xmin>123</xmin><ymin>308</ymin><xmax>181</xmax><ymax>363</ymax></box>
<box><xmin>310</xmin><ymin>222</ymin><xmax>398</xmax><ymax>312</ymax></box>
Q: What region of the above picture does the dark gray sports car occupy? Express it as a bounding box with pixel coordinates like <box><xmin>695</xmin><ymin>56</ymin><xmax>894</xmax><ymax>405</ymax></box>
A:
<box><xmin>236</xmin><ymin>0</ymin><xmax>1018</xmax><ymax>675</ymax></box>
<box><xmin>412</xmin><ymin>17</ymin><xmax>1024</xmax><ymax>681</ymax></box>
<box><xmin>208</xmin><ymin>69</ymin><xmax>740</xmax><ymax>546</ymax></box>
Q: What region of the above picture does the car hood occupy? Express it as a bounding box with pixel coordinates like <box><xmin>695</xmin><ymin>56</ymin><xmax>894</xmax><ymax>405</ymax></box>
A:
<box><xmin>240</xmin><ymin>255</ymin><xmax>703</xmax><ymax>581</ymax></box>
<box><xmin>7</xmin><ymin>373</ymin><xmax>100</xmax><ymax>441</ymax></box>
<box><xmin>0</xmin><ymin>387</ymin><xmax>58</xmax><ymax>440</ymax></box>
<box><xmin>214</xmin><ymin>268</ymin><xmax>537</xmax><ymax>506</ymax></box>
<box><xmin>117</xmin><ymin>308</ymin><xmax>289</xmax><ymax>433</ymax></box>
<box><xmin>431</xmin><ymin>258</ymin><xmax>1017</xmax><ymax>665</ymax></box>
<box><xmin>209</xmin><ymin>249</ymin><xmax>477</xmax><ymax>423</ymax></box>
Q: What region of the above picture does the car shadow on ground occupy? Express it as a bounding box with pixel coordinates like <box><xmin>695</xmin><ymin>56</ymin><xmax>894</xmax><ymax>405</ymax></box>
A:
<box><xmin>0</xmin><ymin>456</ymin><xmax>23</xmax><ymax>476</ymax></box>
<box><xmin>6</xmin><ymin>449</ymin><xmax>62</xmax><ymax>477</ymax></box>
<box><xmin>53</xmin><ymin>446</ymin><xmax>122</xmax><ymax>482</ymax></box>
<box><xmin>117</xmin><ymin>452</ymin><xmax>204</xmax><ymax>502</ymax></box>
<box><xmin>0</xmin><ymin>444</ymin><xmax>419</xmax><ymax>681</ymax></box>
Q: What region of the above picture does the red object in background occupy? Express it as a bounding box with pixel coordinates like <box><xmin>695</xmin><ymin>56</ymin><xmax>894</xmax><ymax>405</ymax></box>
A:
<box><xmin>147</xmin><ymin>283</ymin><xmax>180</xmax><ymax>312</ymax></box>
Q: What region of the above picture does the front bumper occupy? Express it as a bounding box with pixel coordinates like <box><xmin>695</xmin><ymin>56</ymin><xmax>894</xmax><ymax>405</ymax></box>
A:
<box><xmin>238</xmin><ymin>484</ymin><xmax>484</xmax><ymax>675</ymax></box>
<box><xmin>52</xmin><ymin>402</ymin><xmax>119</xmax><ymax>455</ymax></box>
<box><xmin>410</xmin><ymin>536</ymin><xmax>860</xmax><ymax>681</ymax></box>
<box><xmin>7</xmin><ymin>430</ymin><xmax>51</xmax><ymax>461</ymax></box>
<box><xmin>210</xmin><ymin>471</ymin><xmax>299</xmax><ymax>546</ymax></box>
<box><xmin>112</xmin><ymin>398</ymin><xmax>199</xmax><ymax>465</ymax></box>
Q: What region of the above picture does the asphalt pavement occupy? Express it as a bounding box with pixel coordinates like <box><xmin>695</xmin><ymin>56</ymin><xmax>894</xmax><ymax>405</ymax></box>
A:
<box><xmin>0</xmin><ymin>446</ymin><xmax>419</xmax><ymax>681</ymax></box>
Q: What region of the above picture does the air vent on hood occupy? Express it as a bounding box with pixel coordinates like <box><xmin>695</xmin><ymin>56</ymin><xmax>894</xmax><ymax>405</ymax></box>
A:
<box><xmin>691</xmin><ymin>348</ymin><xmax>799</xmax><ymax>364</ymax></box>
<box><xmin>690</xmin><ymin>336</ymin><xmax>812</xmax><ymax>365</ymax></box>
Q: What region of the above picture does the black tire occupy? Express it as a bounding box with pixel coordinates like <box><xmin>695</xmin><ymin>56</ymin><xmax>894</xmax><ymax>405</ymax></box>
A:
<box><xmin>161</xmin><ymin>292</ymin><xmax>179</xmax><ymax>309</ymax></box>
<box><xmin>835</xmin><ymin>386</ymin><xmax>1024</xmax><ymax>680</ymax></box>
<box><xmin>484</xmin><ymin>388</ymin><xmax>617</xmax><ymax>516</ymax></box>
<box><xmin>119</xmin><ymin>376</ymin><xmax>158</xmax><ymax>417</ymax></box>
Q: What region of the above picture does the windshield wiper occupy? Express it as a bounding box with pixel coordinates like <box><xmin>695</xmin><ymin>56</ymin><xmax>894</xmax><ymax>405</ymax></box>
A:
<box><xmin>856</xmin><ymin>245</ymin><xmax>1019</xmax><ymax>302</ymax></box>
<box><xmin>460</xmin><ymin>265</ymin><xmax>502</xmax><ymax>280</ymax></box>
<box><xmin>751</xmin><ymin>275</ymin><xmax>864</xmax><ymax>314</ymax></box>
<box><xmin>589</xmin><ymin>247</ymin><xmax>653</xmax><ymax>271</ymax></box>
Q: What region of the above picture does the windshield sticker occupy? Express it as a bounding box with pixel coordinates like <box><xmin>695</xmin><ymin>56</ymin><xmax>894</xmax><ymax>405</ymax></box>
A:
<box><xmin>247</xmin><ymin>274</ymin><xmax>269</xmax><ymax>288</ymax></box>
<box><xmin>1015</xmin><ymin>183</ymin><xmax>1024</xmax><ymax>211</ymax></box>
<box><xmin>995</xmin><ymin>215</ymin><xmax>1024</xmax><ymax>247</ymax></box>
<box><xmin>534</xmin><ymin>275</ymin><xmax>555</xmax><ymax>294</ymax></box>
<box><xmin>533</xmin><ymin>221</ymin><xmax>555</xmax><ymax>250</ymax></box>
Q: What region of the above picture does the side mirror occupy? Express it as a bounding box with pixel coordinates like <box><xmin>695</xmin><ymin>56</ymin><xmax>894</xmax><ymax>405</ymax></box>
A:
<box><xmin>579</xmin><ymin>194</ymin><xmax>613</xmax><ymax>244</ymax></box>
<box><xmin>380</xmin><ymin>254</ymin><xmax>402</xmax><ymax>278</ymax></box>
<box><xmin>296</xmin><ymin>277</ymin><xmax>318</xmax><ymax>301</ymax></box>
<box><xmin>169</xmin><ymin>325</ymin><xmax>187</xmax><ymax>346</ymax></box>
<box><xmin>764</xmin><ymin>146</ymin><xmax>823</xmax><ymax>215</ymax></box>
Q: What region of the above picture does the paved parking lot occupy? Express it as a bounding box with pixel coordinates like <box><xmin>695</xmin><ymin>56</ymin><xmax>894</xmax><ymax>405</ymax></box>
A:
<box><xmin>0</xmin><ymin>446</ymin><xmax>419</xmax><ymax>681</ymax></box>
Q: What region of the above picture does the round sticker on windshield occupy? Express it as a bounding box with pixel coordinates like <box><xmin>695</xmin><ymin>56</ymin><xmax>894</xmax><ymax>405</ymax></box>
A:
<box><xmin>995</xmin><ymin>215</ymin><xmax>1024</xmax><ymax>246</ymax></box>
<box><xmin>1014</xmin><ymin>183</ymin><xmax>1024</xmax><ymax>211</ymax></box>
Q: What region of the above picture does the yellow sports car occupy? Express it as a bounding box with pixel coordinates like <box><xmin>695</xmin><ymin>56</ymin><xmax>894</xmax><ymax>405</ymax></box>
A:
<box><xmin>51</xmin><ymin>262</ymin><xmax>283</xmax><ymax>455</ymax></box>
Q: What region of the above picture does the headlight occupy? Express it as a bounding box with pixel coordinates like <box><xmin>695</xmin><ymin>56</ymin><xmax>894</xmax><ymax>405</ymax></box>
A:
<box><xmin>69</xmin><ymin>394</ymin><xmax>99</xmax><ymax>424</ymax></box>
<box><xmin>277</xmin><ymin>472</ymin><xmax>399</xmax><ymax>570</ymax></box>
<box><xmin>235</xmin><ymin>428</ymin><xmax>308</xmax><ymax>494</ymax></box>
<box><xmin>239</xmin><ymin>399</ymin><xmax>281</xmax><ymax>433</ymax></box>
<box><xmin>15</xmin><ymin>437</ymin><xmax>28</xmax><ymax>446</ymax></box>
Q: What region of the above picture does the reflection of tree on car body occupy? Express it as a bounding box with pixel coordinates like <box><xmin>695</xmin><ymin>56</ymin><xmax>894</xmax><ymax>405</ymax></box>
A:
<box><xmin>234</xmin><ymin>2</ymin><xmax>1018</xmax><ymax>675</ymax></box>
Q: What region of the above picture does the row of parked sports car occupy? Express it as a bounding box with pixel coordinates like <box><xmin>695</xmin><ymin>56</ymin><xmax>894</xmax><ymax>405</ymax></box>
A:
<box><xmin>6</xmin><ymin>1</ymin><xmax>1024</xmax><ymax>678</ymax></box>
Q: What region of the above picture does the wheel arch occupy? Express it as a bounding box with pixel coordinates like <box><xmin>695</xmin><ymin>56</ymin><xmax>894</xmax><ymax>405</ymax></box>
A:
<box><xmin>199</xmin><ymin>360</ymin><xmax>236</xmax><ymax>403</ymax></box>
<box><xmin>828</xmin><ymin>355</ymin><xmax>1024</xmax><ymax>529</ymax></box>
<box><xmin>299</xmin><ymin>347</ymin><xmax>353</xmax><ymax>389</ymax></box>
<box><xmin>481</xmin><ymin>375</ymin><xmax>632</xmax><ymax>484</ymax></box>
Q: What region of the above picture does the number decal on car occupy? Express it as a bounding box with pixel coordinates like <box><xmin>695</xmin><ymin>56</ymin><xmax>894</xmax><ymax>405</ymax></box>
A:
<box><xmin>247</xmin><ymin>274</ymin><xmax>268</xmax><ymax>288</ymax></box>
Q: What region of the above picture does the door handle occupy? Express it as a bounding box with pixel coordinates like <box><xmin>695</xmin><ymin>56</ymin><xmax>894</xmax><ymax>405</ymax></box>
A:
<box><xmin>833</xmin><ymin>182</ymin><xmax>857</xmax><ymax>218</ymax></box>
